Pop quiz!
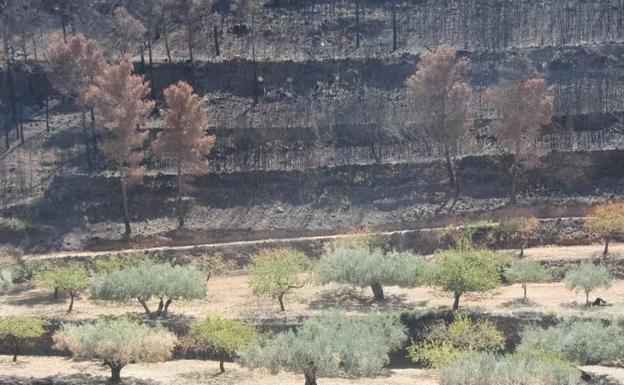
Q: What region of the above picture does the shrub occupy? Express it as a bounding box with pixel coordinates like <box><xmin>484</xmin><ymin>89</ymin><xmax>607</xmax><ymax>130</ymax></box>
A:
<box><xmin>407</xmin><ymin>314</ymin><xmax>505</xmax><ymax>367</ymax></box>
<box><xmin>585</xmin><ymin>202</ymin><xmax>624</xmax><ymax>256</ymax></box>
<box><xmin>37</xmin><ymin>264</ymin><xmax>90</xmax><ymax>312</ymax></box>
<box><xmin>504</xmin><ymin>260</ymin><xmax>551</xmax><ymax>301</ymax></box>
<box><xmin>90</xmin><ymin>263</ymin><xmax>206</xmax><ymax>318</ymax></box>
<box><xmin>519</xmin><ymin>320</ymin><xmax>624</xmax><ymax>365</ymax></box>
<box><xmin>185</xmin><ymin>253</ymin><xmax>236</xmax><ymax>281</ymax></box>
<box><xmin>0</xmin><ymin>269</ymin><xmax>13</xmax><ymax>293</ymax></box>
<box><xmin>0</xmin><ymin>316</ymin><xmax>46</xmax><ymax>361</ymax></box>
<box><xmin>428</xmin><ymin>249</ymin><xmax>504</xmax><ymax>310</ymax></box>
<box><xmin>249</xmin><ymin>248</ymin><xmax>312</xmax><ymax>311</ymax></box>
<box><xmin>439</xmin><ymin>352</ymin><xmax>582</xmax><ymax>385</ymax></box>
<box><xmin>188</xmin><ymin>316</ymin><xmax>258</xmax><ymax>373</ymax></box>
<box><xmin>497</xmin><ymin>216</ymin><xmax>539</xmax><ymax>257</ymax></box>
<box><xmin>317</xmin><ymin>245</ymin><xmax>426</xmax><ymax>301</ymax></box>
<box><xmin>0</xmin><ymin>247</ymin><xmax>27</xmax><ymax>282</ymax></box>
<box><xmin>90</xmin><ymin>251</ymin><xmax>152</xmax><ymax>275</ymax></box>
<box><xmin>54</xmin><ymin>318</ymin><xmax>177</xmax><ymax>383</ymax></box>
<box><xmin>564</xmin><ymin>263</ymin><xmax>612</xmax><ymax>305</ymax></box>
<box><xmin>438</xmin><ymin>221</ymin><xmax>498</xmax><ymax>250</ymax></box>
<box><xmin>0</xmin><ymin>217</ymin><xmax>27</xmax><ymax>232</ymax></box>
<box><xmin>240</xmin><ymin>311</ymin><xmax>407</xmax><ymax>385</ymax></box>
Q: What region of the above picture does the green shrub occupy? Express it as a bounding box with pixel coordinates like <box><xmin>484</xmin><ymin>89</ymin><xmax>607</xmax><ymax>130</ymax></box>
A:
<box><xmin>0</xmin><ymin>316</ymin><xmax>46</xmax><ymax>362</ymax></box>
<box><xmin>37</xmin><ymin>264</ymin><xmax>89</xmax><ymax>312</ymax></box>
<box><xmin>504</xmin><ymin>260</ymin><xmax>551</xmax><ymax>301</ymax></box>
<box><xmin>0</xmin><ymin>269</ymin><xmax>13</xmax><ymax>293</ymax></box>
<box><xmin>438</xmin><ymin>221</ymin><xmax>498</xmax><ymax>250</ymax></box>
<box><xmin>519</xmin><ymin>320</ymin><xmax>624</xmax><ymax>365</ymax></box>
<box><xmin>188</xmin><ymin>316</ymin><xmax>258</xmax><ymax>373</ymax></box>
<box><xmin>90</xmin><ymin>263</ymin><xmax>206</xmax><ymax>318</ymax></box>
<box><xmin>0</xmin><ymin>217</ymin><xmax>28</xmax><ymax>232</ymax></box>
<box><xmin>0</xmin><ymin>248</ymin><xmax>27</xmax><ymax>282</ymax></box>
<box><xmin>564</xmin><ymin>263</ymin><xmax>612</xmax><ymax>305</ymax></box>
<box><xmin>439</xmin><ymin>352</ymin><xmax>582</xmax><ymax>385</ymax></box>
<box><xmin>54</xmin><ymin>318</ymin><xmax>177</xmax><ymax>383</ymax></box>
<box><xmin>249</xmin><ymin>248</ymin><xmax>312</xmax><ymax>311</ymax></box>
<box><xmin>428</xmin><ymin>249</ymin><xmax>504</xmax><ymax>310</ymax></box>
<box><xmin>317</xmin><ymin>245</ymin><xmax>426</xmax><ymax>301</ymax></box>
<box><xmin>240</xmin><ymin>311</ymin><xmax>407</xmax><ymax>385</ymax></box>
<box><xmin>90</xmin><ymin>251</ymin><xmax>153</xmax><ymax>275</ymax></box>
<box><xmin>407</xmin><ymin>314</ymin><xmax>505</xmax><ymax>367</ymax></box>
<box><xmin>496</xmin><ymin>217</ymin><xmax>539</xmax><ymax>257</ymax></box>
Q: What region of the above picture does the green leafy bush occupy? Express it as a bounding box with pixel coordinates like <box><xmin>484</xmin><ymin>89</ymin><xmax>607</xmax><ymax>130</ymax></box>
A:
<box><xmin>438</xmin><ymin>221</ymin><xmax>498</xmax><ymax>250</ymax></box>
<box><xmin>249</xmin><ymin>248</ymin><xmax>312</xmax><ymax>311</ymax></box>
<box><xmin>188</xmin><ymin>316</ymin><xmax>258</xmax><ymax>373</ymax></box>
<box><xmin>519</xmin><ymin>320</ymin><xmax>624</xmax><ymax>365</ymax></box>
<box><xmin>428</xmin><ymin>249</ymin><xmax>504</xmax><ymax>310</ymax></box>
<box><xmin>317</xmin><ymin>245</ymin><xmax>426</xmax><ymax>301</ymax></box>
<box><xmin>564</xmin><ymin>263</ymin><xmax>612</xmax><ymax>305</ymax></box>
<box><xmin>90</xmin><ymin>251</ymin><xmax>152</xmax><ymax>275</ymax></box>
<box><xmin>496</xmin><ymin>217</ymin><xmax>539</xmax><ymax>257</ymax></box>
<box><xmin>407</xmin><ymin>314</ymin><xmax>505</xmax><ymax>367</ymax></box>
<box><xmin>90</xmin><ymin>263</ymin><xmax>206</xmax><ymax>318</ymax></box>
<box><xmin>240</xmin><ymin>311</ymin><xmax>407</xmax><ymax>385</ymax></box>
<box><xmin>0</xmin><ymin>316</ymin><xmax>46</xmax><ymax>362</ymax></box>
<box><xmin>0</xmin><ymin>217</ymin><xmax>28</xmax><ymax>232</ymax></box>
<box><xmin>54</xmin><ymin>318</ymin><xmax>177</xmax><ymax>383</ymax></box>
<box><xmin>37</xmin><ymin>264</ymin><xmax>90</xmax><ymax>312</ymax></box>
<box><xmin>0</xmin><ymin>269</ymin><xmax>13</xmax><ymax>293</ymax></box>
<box><xmin>504</xmin><ymin>260</ymin><xmax>551</xmax><ymax>301</ymax></box>
<box><xmin>439</xmin><ymin>352</ymin><xmax>582</xmax><ymax>385</ymax></box>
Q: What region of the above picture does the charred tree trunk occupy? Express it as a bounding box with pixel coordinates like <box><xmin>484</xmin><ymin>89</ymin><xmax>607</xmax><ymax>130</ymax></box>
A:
<box><xmin>147</xmin><ymin>23</ymin><xmax>156</xmax><ymax>101</ymax></box>
<box><xmin>355</xmin><ymin>0</ymin><xmax>360</xmax><ymax>48</ymax></box>
<box><xmin>61</xmin><ymin>13</ymin><xmax>68</xmax><ymax>43</ymax></box>
<box><xmin>120</xmin><ymin>178</ymin><xmax>131</xmax><ymax>237</ymax></box>
<box><xmin>213</xmin><ymin>24</ymin><xmax>220</xmax><ymax>57</ymax></box>
<box><xmin>186</xmin><ymin>14</ymin><xmax>196</xmax><ymax>89</ymax></box>
<box><xmin>81</xmin><ymin>109</ymin><xmax>92</xmax><ymax>171</ymax></box>
<box><xmin>176</xmin><ymin>164</ymin><xmax>184</xmax><ymax>229</ymax></box>
<box><xmin>443</xmin><ymin>142</ymin><xmax>459</xmax><ymax>197</ymax></box>
<box><xmin>370</xmin><ymin>282</ymin><xmax>384</xmax><ymax>301</ymax></box>
<box><xmin>391</xmin><ymin>0</ymin><xmax>397</xmax><ymax>51</ymax></box>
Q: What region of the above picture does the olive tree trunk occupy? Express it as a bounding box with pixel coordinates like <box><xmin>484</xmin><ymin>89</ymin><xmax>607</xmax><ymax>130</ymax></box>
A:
<box><xmin>452</xmin><ymin>291</ymin><xmax>461</xmax><ymax>311</ymax></box>
<box><xmin>604</xmin><ymin>238</ymin><xmax>610</xmax><ymax>257</ymax></box>
<box><xmin>370</xmin><ymin>282</ymin><xmax>384</xmax><ymax>301</ymax></box>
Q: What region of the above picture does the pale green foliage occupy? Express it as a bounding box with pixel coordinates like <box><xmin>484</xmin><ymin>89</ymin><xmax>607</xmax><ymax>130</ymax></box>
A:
<box><xmin>0</xmin><ymin>316</ymin><xmax>46</xmax><ymax>361</ymax></box>
<box><xmin>407</xmin><ymin>315</ymin><xmax>505</xmax><ymax>367</ymax></box>
<box><xmin>240</xmin><ymin>312</ymin><xmax>407</xmax><ymax>384</ymax></box>
<box><xmin>519</xmin><ymin>320</ymin><xmax>624</xmax><ymax>364</ymax></box>
<box><xmin>564</xmin><ymin>263</ymin><xmax>612</xmax><ymax>304</ymax></box>
<box><xmin>37</xmin><ymin>264</ymin><xmax>90</xmax><ymax>312</ymax></box>
<box><xmin>0</xmin><ymin>217</ymin><xmax>27</xmax><ymax>232</ymax></box>
<box><xmin>54</xmin><ymin>318</ymin><xmax>177</xmax><ymax>380</ymax></box>
<box><xmin>91</xmin><ymin>252</ymin><xmax>152</xmax><ymax>275</ymax></box>
<box><xmin>189</xmin><ymin>316</ymin><xmax>257</xmax><ymax>371</ymax></box>
<box><xmin>0</xmin><ymin>269</ymin><xmax>13</xmax><ymax>293</ymax></box>
<box><xmin>428</xmin><ymin>249</ymin><xmax>503</xmax><ymax>309</ymax></box>
<box><xmin>497</xmin><ymin>217</ymin><xmax>539</xmax><ymax>249</ymax></box>
<box><xmin>504</xmin><ymin>260</ymin><xmax>551</xmax><ymax>300</ymax></box>
<box><xmin>249</xmin><ymin>248</ymin><xmax>311</xmax><ymax>311</ymax></box>
<box><xmin>317</xmin><ymin>245</ymin><xmax>425</xmax><ymax>294</ymax></box>
<box><xmin>90</xmin><ymin>263</ymin><xmax>206</xmax><ymax>318</ymax></box>
<box><xmin>187</xmin><ymin>253</ymin><xmax>236</xmax><ymax>280</ymax></box>
<box><xmin>438</xmin><ymin>221</ymin><xmax>498</xmax><ymax>250</ymax></box>
<box><xmin>440</xmin><ymin>352</ymin><xmax>582</xmax><ymax>385</ymax></box>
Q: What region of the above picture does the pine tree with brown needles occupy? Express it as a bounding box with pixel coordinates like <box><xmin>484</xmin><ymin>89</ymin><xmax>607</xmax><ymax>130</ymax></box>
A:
<box><xmin>485</xmin><ymin>77</ymin><xmax>554</xmax><ymax>204</ymax></box>
<box><xmin>152</xmin><ymin>81</ymin><xmax>215</xmax><ymax>229</ymax></box>
<box><xmin>406</xmin><ymin>48</ymin><xmax>473</xmax><ymax>198</ymax></box>
<box><xmin>83</xmin><ymin>58</ymin><xmax>155</xmax><ymax>238</ymax></box>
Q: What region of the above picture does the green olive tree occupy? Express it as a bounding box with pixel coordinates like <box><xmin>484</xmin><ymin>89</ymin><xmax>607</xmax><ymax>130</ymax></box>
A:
<box><xmin>240</xmin><ymin>312</ymin><xmax>407</xmax><ymax>385</ymax></box>
<box><xmin>317</xmin><ymin>245</ymin><xmax>426</xmax><ymax>301</ymax></box>
<box><xmin>54</xmin><ymin>318</ymin><xmax>177</xmax><ymax>383</ymax></box>
<box><xmin>249</xmin><ymin>248</ymin><xmax>312</xmax><ymax>312</ymax></box>
<box><xmin>585</xmin><ymin>202</ymin><xmax>624</xmax><ymax>257</ymax></box>
<box><xmin>90</xmin><ymin>263</ymin><xmax>206</xmax><ymax>318</ymax></box>
<box><xmin>564</xmin><ymin>263</ymin><xmax>613</xmax><ymax>306</ymax></box>
<box><xmin>37</xmin><ymin>264</ymin><xmax>90</xmax><ymax>313</ymax></box>
<box><xmin>188</xmin><ymin>316</ymin><xmax>258</xmax><ymax>373</ymax></box>
<box><xmin>504</xmin><ymin>260</ymin><xmax>551</xmax><ymax>302</ymax></box>
<box><xmin>0</xmin><ymin>316</ymin><xmax>46</xmax><ymax>361</ymax></box>
<box><xmin>428</xmin><ymin>249</ymin><xmax>503</xmax><ymax>310</ymax></box>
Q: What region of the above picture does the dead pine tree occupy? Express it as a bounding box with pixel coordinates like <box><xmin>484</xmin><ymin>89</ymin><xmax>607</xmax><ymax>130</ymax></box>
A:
<box><xmin>406</xmin><ymin>48</ymin><xmax>473</xmax><ymax>200</ymax></box>
<box><xmin>485</xmin><ymin>76</ymin><xmax>554</xmax><ymax>205</ymax></box>
<box><xmin>152</xmin><ymin>81</ymin><xmax>215</xmax><ymax>229</ymax></box>
<box><xmin>84</xmin><ymin>59</ymin><xmax>155</xmax><ymax>238</ymax></box>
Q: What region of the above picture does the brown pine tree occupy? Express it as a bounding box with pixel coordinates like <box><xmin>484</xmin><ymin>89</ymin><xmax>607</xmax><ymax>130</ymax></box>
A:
<box><xmin>152</xmin><ymin>81</ymin><xmax>215</xmax><ymax>229</ymax></box>
<box><xmin>406</xmin><ymin>48</ymin><xmax>473</xmax><ymax>198</ymax></box>
<box><xmin>83</xmin><ymin>58</ymin><xmax>155</xmax><ymax>237</ymax></box>
<box><xmin>485</xmin><ymin>78</ymin><xmax>554</xmax><ymax>204</ymax></box>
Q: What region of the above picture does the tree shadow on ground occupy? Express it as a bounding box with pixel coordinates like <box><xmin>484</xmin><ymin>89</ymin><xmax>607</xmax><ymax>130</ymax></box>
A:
<box><xmin>4</xmin><ymin>290</ymin><xmax>63</xmax><ymax>307</ymax></box>
<box><xmin>309</xmin><ymin>286</ymin><xmax>427</xmax><ymax>312</ymax></box>
<box><xmin>0</xmin><ymin>373</ymin><xmax>157</xmax><ymax>385</ymax></box>
<box><xmin>500</xmin><ymin>298</ymin><xmax>539</xmax><ymax>308</ymax></box>
<box><xmin>178</xmin><ymin>368</ymin><xmax>249</xmax><ymax>385</ymax></box>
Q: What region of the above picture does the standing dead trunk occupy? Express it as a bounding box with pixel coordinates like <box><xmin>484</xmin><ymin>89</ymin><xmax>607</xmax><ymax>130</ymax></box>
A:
<box><xmin>391</xmin><ymin>0</ymin><xmax>397</xmax><ymax>51</ymax></box>
<box><xmin>354</xmin><ymin>0</ymin><xmax>360</xmax><ymax>48</ymax></box>
<box><xmin>509</xmin><ymin>160</ymin><xmax>518</xmax><ymax>205</ymax></box>
<box><xmin>443</xmin><ymin>142</ymin><xmax>459</xmax><ymax>197</ymax></box>
<box><xmin>176</xmin><ymin>163</ymin><xmax>184</xmax><ymax>229</ymax></box>
<box><xmin>81</xmin><ymin>109</ymin><xmax>92</xmax><ymax>171</ymax></box>
<box><xmin>147</xmin><ymin>24</ymin><xmax>156</xmax><ymax>101</ymax></box>
<box><xmin>452</xmin><ymin>291</ymin><xmax>461</xmax><ymax>311</ymax></box>
<box><xmin>370</xmin><ymin>282</ymin><xmax>384</xmax><ymax>301</ymax></box>
<box><xmin>45</xmin><ymin>94</ymin><xmax>50</xmax><ymax>132</ymax></box>
<box><xmin>61</xmin><ymin>13</ymin><xmax>68</xmax><ymax>43</ymax></box>
<box><xmin>120</xmin><ymin>178</ymin><xmax>132</xmax><ymax>237</ymax></box>
<box><xmin>213</xmin><ymin>25</ymin><xmax>220</xmax><ymax>57</ymax></box>
<box><xmin>186</xmin><ymin>13</ymin><xmax>196</xmax><ymax>89</ymax></box>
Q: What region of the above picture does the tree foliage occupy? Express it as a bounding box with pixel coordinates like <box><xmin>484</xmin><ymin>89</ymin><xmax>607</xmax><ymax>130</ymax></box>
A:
<box><xmin>0</xmin><ymin>316</ymin><xmax>46</xmax><ymax>362</ymax></box>
<box><xmin>111</xmin><ymin>6</ymin><xmax>146</xmax><ymax>56</ymax></box>
<box><xmin>152</xmin><ymin>81</ymin><xmax>216</xmax><ymax>229</ymax></box>
<box><xmin>428</xmin><ymin>249</ymin><xmax>504</xmax><ymax>310</ymax></box>
<box><xmin>83</xmin><ymin>58</ymin><xmax>155</xmax><ymax>237</ymax></box>
<box><xmin>503</xmin><ymin>259</ymin><xmax>551</xmax><ymax>301</ymax></box>
<box><xmin>249</xmin><ymin>248</ymin><xmax>312</xmax><ymax>311</ymax></box>
<box><xmin>37</xmin><ymin>264</ymin><xmax>90</xmax><ymax>312</ymax></box>
<box><xmin>240</xmin><ymin>312</ymin><xmax>407</xmax><ymax>385</ymax></box>
<box><xmin>0</xmin><ymin>269</ymin><xmax>13</xmax><ymax>293</ymax></box>
<box><xmin>90</xmin><ymin>263</ymin><xmax>206</xmax><ymax>318</ymax></box>
<box><xmin>188</xmin><ymin>316</ymin><xmax>258</xmax><ymax>373</ymax></box>
<box><xmin>564</xmin><ymin>263</ymin><xmax>613</xmax><ymax>305</ymax></box>
<box><xmin>585</xmin><ymin>202</ymin><xmax>624</xmax><ymax>256</ymax></box>
<box><xmin>54</xmin><ymin>318</ymin><xmax>177</xmax><ymax>383</ymax></box>
<box><xmin>317</xmin><ymin>245</ymin><xmax>425</xmax><ymax>301</ymax></box>
<box><xmin>485</xmin><ymin>77</ymin><xmax>554</xmax><ymax>204</ymax></box>
<box><xmin>497</xmin><ymin>216</ymin><xmax>539</xmax><ymax>257</ymax></box>
<box><xmin>406</xmin><ymin>48</ymin><xmax>472</xmax><ymax>196</ymax></box>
